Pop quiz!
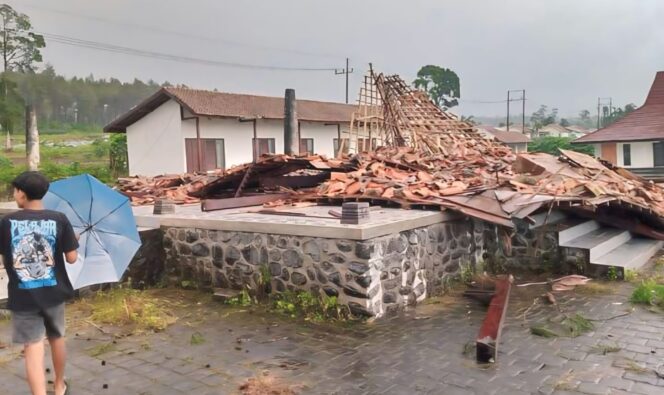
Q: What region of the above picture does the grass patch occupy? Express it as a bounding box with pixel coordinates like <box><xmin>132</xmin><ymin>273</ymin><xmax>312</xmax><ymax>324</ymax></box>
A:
<box><xmin>631</xmin><ymin>279</ymin><xmax>664</xmax><ymax>308</ymax></box>
<box><xmin>530</xmin><ymin>314</ymin><xmax>594</xmax><ymax>338</ymax></box>
<box><xmin>87</xmin><ymin>342</ymin><xmax>115</xmax><ymax>357</ymax></box>
<box><xmin>271</xmin><ymin>290</ymin><xmax>351</xmax><ymax>322</ymax></box>
<box><xmin>614</xmin><ymin>358</ymin><xmax>650</xmax><ymax>374</ymax></box>
<box><xmin>190</xmin><ymin>332</ymin><xmax>206</xmax><ymax>345</ymax></box>
<box><xmin>575</xmin><ymin>282</ymin><xmax>616</xmax><ymax>295</ymax></box>
<box><xmin>530</xmin><ymin>326</ymin><xmax>559</xmax><ymax>338</ymax></box>
<box><xmin>225</xmin><ymin>289</ymin><xmax>254</xmax><ymax>307</ymax></box>
<box><xmin>553</xmin><ymin>372</ymin><xmax>576</xmax><ymax>391</ymax></box>
<box><xmin>85</xmin><ymin>288</ymin><xmax>177</xmax><ymax>332</ymax></box>
<box><xmin>590</xmin><ymin>343</ymin><xmax>621</xmax><ymax>355</ymax></box>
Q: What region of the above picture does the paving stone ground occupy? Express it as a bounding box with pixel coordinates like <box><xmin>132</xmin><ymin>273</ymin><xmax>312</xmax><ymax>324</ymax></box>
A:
<box><xmin>1</xmin><ymin>279</ymin><xmax>663</xmax><ymax>395</ymax></box>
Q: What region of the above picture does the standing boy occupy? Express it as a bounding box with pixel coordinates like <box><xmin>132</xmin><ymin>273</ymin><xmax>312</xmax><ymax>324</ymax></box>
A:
<box><xmin>0</xmin><ymin>172</ymin><xmax>79</xmax><ymax>395</ymax></box>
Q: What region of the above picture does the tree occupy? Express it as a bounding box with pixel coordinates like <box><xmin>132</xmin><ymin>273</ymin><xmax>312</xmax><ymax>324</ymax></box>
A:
<box><xmin>413</xmin><ymin>65</ymin><xmax>460</xmax><ymax>108</ymax></box>
<box><xmin>530</xmin><ymin>105</ymin><xmax>558</xmax><ymax>131</ymax></box>
<box><xmin>0</xmin><ymin>4</ymin><xmax>45</xmax><ymax>72</ymax></box>
<box><xmin>560</xmin><ymin>118</ymin><xmax>570</xmax><ymax>127</ymax></box>
<box><xmin>529</xmin><ymin>136</ymin><xmax>594</xmax><ymax>156</ymax></box>
<box><xmin>601</xmin><ymin>103</ymin><xmax>636</xmax><ymax>127</ymax></box>
<box><xmin>578</xmin><ymin>109</ymin><xmax>593</xmax><ymax>128</ymax></box>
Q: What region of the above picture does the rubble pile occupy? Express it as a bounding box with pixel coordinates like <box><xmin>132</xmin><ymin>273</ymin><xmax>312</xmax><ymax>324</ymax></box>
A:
<box><xmin>512</xmin><ymin>149</ymin><xmax>664</xmax><ymax>226</ymax></box>
<box><xmin>316</xmin><ymin>145</ymin><xmax>514</xmax><ymax>201</ymax></box>
<box><xmin>117</xmin><ymin>174</ymin><xmax>213</xmax><ymax>205</ymax></box>
<box><xmin>114</xmin><ymin>68</ymin><xmax>664</xmax><ymax>234</ymax></box>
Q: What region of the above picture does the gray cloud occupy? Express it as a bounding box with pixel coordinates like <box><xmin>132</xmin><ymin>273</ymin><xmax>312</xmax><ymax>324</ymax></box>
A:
<box><xmin>10</xmin><ymin>0</ymin><xmax>664</xmax><ymax>118</ymax></box>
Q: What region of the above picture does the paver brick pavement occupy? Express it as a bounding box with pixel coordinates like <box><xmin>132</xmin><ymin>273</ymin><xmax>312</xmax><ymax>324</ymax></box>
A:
<box><xmin>0</xmin><ymin>280</ymin><xmax>663</xmax><ymax>394</ymax></box>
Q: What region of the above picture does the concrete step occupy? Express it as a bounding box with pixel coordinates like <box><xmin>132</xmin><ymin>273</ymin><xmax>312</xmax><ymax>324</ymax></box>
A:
<box><xmin>559</xmin><ymin>227</ymin><xmax>631</xmax><ymax>261</ymax></box>
<box><xmin>558</xmin><ymin>220</ymin><xmax>600</xmax><ymax>245</ymax></box>
<box><xmin>592</xmin><ymin>237</ymin><xmax>664</xmax><ymax>270</ymax></box>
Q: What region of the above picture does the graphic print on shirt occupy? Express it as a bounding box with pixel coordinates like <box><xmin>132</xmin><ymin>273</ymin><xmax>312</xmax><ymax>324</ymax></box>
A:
<box><xmin>10</xmin><ymin>219</ymin><xmax>58</xmax><ymax>289</ymax></box>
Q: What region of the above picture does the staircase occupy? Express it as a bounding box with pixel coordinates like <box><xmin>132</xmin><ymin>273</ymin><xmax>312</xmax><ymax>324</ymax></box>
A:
<box><xmin>559</xmin><ymin>220</ymin><xmax>663</xmax><ymax>272</ymax></box>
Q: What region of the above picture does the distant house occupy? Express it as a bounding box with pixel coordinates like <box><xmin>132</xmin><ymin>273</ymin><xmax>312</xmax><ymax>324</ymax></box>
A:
<box><xmin>495</xmin><ymin>124</ymin><xmax>533</xmax><ymax>136</ymax></box>
<box><xmin>476</xmin><ymin>125</ymin><xmax>529</xmax><ymax>153</ymax></box>
<box><xmin>538</xmin><ymin>123</ymin><xmax>571</xmax><ymax>138</ymax></box>
<box><xmin>573</xmin><ymin>71</ymin><xmax>664</xmax><ymax>179</ymax></box>
<box><xmin>104</xmin><ymin>87</ymin><xmax>355</xmax><ymax>176</ymax></box>
<box><xmin>564</xmin><ymin>125</ymin><xmax>594</xmax><ymax>138</ymax></box>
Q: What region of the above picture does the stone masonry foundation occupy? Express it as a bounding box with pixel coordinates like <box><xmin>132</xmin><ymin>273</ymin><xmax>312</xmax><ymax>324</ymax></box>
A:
<box><xmin>163</xmin><ymin>217</ymin><xmax>485</xmax><ymax>318</ymax></box>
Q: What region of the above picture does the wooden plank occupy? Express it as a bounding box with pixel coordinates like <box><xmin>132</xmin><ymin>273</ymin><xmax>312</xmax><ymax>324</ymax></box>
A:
<box><xmin>476</xmin><ymin>275</ymin><xmax>513</xmax><ymax>363</ymax></box>
<box><xmin>201</xmin><ymin>193</ymin><xmax>290</xmax><ymax>212</ymax></box>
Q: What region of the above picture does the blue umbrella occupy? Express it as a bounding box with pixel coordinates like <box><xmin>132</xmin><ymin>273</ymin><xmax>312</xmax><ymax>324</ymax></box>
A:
<box><xmin>42</xmin><ymin>174</ymin><xmax>141</xmax><ymax>289</ymax></box>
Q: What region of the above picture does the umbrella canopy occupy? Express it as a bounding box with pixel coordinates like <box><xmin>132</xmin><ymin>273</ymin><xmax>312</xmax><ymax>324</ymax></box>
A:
<box><xmin>43</xmin><ymin>174</ymin><xmax>141</xmax><ymax>289</ymax></box>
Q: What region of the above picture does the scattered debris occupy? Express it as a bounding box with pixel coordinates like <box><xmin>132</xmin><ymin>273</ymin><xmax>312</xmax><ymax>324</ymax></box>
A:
<box><xmin>475</xmin><ymin>275</ymin><xmax>513</xmax><ymax>363</ymax></box>
<box><xmin>190</xmin><ymin>332</ymin><xmax>205</xmax><ymax>346</ymax></box>
<box><xmin>530</xmin><ymin>313</ymin><xmax>594</xmax><ymax>338</ymax></box>
<box><xmin>238</xmin><ymin>373</ymin><xmax>296</xmax><ymax>395</ymax></box>
<box><xmin>517</xmin><ymin>275</ymin><xmax>592</xmax><ymax>291</ymax></box>
<box><xmin>590</xmin><ymin>343</ymin><xmax>621</xmax><ymax>355</ymax></box>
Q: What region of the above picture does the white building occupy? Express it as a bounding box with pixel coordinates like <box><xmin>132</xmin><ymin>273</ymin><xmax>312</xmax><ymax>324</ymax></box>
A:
<box><xmin>475</xmin><ymin>125</ymin><xmax>529</xmax><ymax>153</ymax></box>
<box><xmin>104</xmin><ymin>87</ymin><xmax>355</xmax><ymax>176</ymax></box>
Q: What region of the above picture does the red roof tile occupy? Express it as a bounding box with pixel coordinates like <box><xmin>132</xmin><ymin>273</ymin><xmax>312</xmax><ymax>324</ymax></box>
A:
<box><xmin>574</xmin><ymin>72</ymin><xmax>664</xmax><ymax>144</ymax></box>
<box><xmin>105</xmin><ymin>87</ymin><xmax>355</xmax><ymax>132</ymax></box>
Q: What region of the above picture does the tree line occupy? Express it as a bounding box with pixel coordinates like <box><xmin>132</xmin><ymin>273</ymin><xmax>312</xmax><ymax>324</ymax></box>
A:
<box><xmin>2</xmin><ymin>67</ymin><xmax>168</xmax><ymax>132</ymax></box>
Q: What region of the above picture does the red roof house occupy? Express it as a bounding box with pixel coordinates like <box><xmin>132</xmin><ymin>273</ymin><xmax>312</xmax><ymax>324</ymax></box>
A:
<box><xmin>573</xmin><ymin>72</ymin><xmax>664</xmax><ymax>179</ymax></box>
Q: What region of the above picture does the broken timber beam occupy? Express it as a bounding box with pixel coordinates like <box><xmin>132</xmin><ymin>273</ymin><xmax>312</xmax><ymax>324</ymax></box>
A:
<box><xmin>476</xmin><ymin>275</ymin><xmax>513</xmax><ymax>363</ymax></box>
<box><xmin>201</xmin><ymin>193</ymin><xmax>290</xmax><ymax>212</ymax></box>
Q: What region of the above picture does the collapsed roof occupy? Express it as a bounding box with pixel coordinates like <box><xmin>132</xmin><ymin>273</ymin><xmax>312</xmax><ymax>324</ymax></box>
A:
<box><xmin>116</xmin><ymin>69</ymin><xmax>664</xmax><ymax>238</ymax></box>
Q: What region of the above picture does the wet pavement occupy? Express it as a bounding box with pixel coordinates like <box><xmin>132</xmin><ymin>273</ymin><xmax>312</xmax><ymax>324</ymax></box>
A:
<box><xmin>1</xmin><ymin>281</ymin><xmax>663</xmax><ymax>395</ymax></box>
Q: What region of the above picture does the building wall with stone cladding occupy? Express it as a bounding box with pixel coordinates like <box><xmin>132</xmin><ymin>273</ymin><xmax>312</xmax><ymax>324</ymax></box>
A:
<box><xmin>162</xmin><ymin>216</ymin><xmax>483</xmax><ymax>318</ymax></box>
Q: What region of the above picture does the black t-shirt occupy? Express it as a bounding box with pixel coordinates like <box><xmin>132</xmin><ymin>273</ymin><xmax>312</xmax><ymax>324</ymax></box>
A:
<box><xmin>0</xmin><ymin>209</ymin><xmax>79</xmax><ymax>311</ymax></box>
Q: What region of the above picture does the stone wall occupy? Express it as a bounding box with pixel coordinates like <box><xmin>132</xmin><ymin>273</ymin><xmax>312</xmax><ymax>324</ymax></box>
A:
<box><xmin>162</xmin><ymin>217</ymin><xmax>481</xmax><ymax>318</ymax></box>
<box><xmin>482</xmin><ymin>220</ymin><xmax>560</xmax><ymax>274</ymax></box>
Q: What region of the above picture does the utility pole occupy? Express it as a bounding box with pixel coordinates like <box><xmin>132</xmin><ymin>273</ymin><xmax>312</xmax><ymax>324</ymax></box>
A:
<box><xmin>506</xmin><ymin>91</ymin><xmax>510</xmax><ymax>132</ymax></box>
<box><xmin>335</xmin><ymin>58</ymin><xmax>354</xmax><ymax>104</ymax></box>
<box><xmin>522</xmin><ymin>89</ymin><xmax>526</xmax><ymax>135</ymax></box>
<box><xmin>506</xmin><ymin>89</ymin><xmax>526</xmax><ymax>133</ymax></box>
<box><xmin>597</xmin><ymin>97</ymin><xmax>612</xmax><ymax>129</ymax></box>
<box><xmin>25</xmin><ymin>105</ymin><xmax>40</xmax><ymax>171</ymax></box>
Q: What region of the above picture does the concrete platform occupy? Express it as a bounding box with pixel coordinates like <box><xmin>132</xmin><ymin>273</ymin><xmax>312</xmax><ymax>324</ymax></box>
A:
<box><xmin>0</xmin><ymin>201</ymin><xmax>456</xmax><ymax>241</ymax></box>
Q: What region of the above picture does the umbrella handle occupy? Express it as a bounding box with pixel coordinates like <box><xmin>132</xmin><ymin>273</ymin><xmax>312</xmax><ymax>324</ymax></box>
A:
<box><xmin>80</xmin><ymin>225</ymin><xmax>93</xmax><ymax>235</ymax></box>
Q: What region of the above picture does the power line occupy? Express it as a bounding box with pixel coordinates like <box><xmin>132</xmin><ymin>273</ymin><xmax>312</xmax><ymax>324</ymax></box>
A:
<box><xmin>17</xmin><ymin>1</ymin><xmax>344</xmax><ymax>60</ymax></box>
<box><xmin>39</xmin><ymin>32</ymin><xmax>339</xmax><ymax>72</ymax></box>
<box><xmin>459</xmin><ymin>98</ymin><xmax>525</xmax><ymax>104</ymax></box>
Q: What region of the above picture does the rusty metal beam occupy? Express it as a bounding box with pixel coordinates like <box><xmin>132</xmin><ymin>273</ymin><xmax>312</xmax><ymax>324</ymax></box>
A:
<box><xmin>201</xmin><ymin>193</ymin><xmax>290</xmax><ymax>212</ymax></box>
<box><xmin>476</xmin><ymin>275</ymin><xmax>513</xmax><ymax>363</ymax></box>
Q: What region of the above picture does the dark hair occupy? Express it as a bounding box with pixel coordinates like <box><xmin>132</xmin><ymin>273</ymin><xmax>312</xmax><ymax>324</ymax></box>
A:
<box><xmin>12</xmin><ymin>171</ymin><xmax>50</xmax><ymax>200</ymax></box>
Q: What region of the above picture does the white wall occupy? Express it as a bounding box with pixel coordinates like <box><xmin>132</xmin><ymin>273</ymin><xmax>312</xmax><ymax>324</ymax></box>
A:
<box><xmin>299</xmin><ymin>121</ymin><xmax>347</xmax><ymax>157</ymax></box>
<box><xmin>126</xmin><ymin>99</ymin><xmax>183</xmax><ymax>176</ymax></box>
<box><xmin>181</xmin><ymin>116</ymin><xmax>350</xmax><ymax>168</ymax></box>
<box><xmin>617</xmin><ymin>142</ymin><xmax>654</xmax><ymax>168</ymax></box>
<box><xmin>593</xmin><ymin>144</ymin><xmax>602</xmax><ymax>158</ymax></box>
<box><xmin>507</xmin><ymin>143</ymin><xmax>527</xmax><ymax>153</ymax></box>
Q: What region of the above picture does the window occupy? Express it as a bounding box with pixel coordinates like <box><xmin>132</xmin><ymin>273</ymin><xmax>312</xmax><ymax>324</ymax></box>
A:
<box><xmin>185</xmin><ymin>138</ymin><xmax>225</xmax><ymax>172</ymax></box>
<box><xmin>253</xmin><ymin>138</ymin><xmax>276</xmax><ymax>159</ymax></box>
<box><xmin>333</xmin><ymin>138</ymin><xmax>349</xmax><ymax>155</ymax></box>
<box><xmin>654</xmin><ymin>142</ymin><xmax>664</xmax><ymax>167</ymax></box>
<box><xmin>333</xmin><ymin>138</ymin><xmax>375</xmax><ymax>154</ymax></box>
<box><xmin>622</xmin><ymin>144</ymin><xmax>631</xmax><ymax>166</ymax></box>
<box><xmin>300</xmin><ymin>138</ymin><xmax>314</xmax><ymax>155</ymax></box>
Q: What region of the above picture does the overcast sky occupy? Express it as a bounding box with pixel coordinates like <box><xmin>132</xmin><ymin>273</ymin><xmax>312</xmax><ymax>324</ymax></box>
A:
<box><xmin>8</xmin><ymin>0</ymin><xmax>664</xmax><ymax>119</ymax></box>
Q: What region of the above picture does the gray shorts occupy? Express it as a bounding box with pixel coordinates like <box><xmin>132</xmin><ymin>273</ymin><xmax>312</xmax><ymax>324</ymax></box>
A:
<box><xmin>11</xmin><ymin>303</ymin><xmax>66</xmax><ymax>344</ymax></box>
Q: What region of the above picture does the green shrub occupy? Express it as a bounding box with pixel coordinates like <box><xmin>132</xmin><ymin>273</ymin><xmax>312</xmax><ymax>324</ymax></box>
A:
<box><xmin>631</xmin><ymin>280</ymin><xmax>664</xmax><ymax>307</ymax></box>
